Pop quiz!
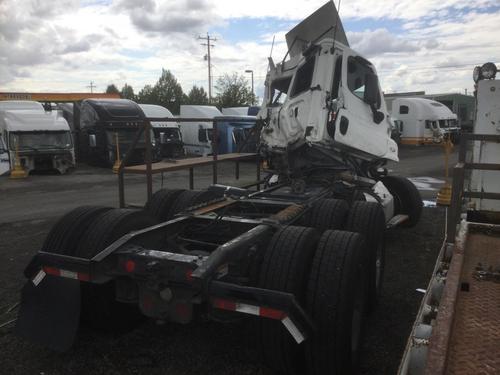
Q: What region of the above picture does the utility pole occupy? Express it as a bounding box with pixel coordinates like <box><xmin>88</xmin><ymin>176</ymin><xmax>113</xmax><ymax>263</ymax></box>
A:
<box><xmin>199</xmin><ymin>33</ymin><xmax>217</xmax><ymax>103</ymax></box>
<box><xmin>86</xmin><ymin>81</ymin><xmax>96</xmax><ymax>93</ymax></box>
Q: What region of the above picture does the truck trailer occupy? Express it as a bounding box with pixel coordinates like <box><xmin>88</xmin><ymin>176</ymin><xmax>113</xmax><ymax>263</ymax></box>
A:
<box><xmin>15</xmin><ymin>3</ymin><xmax>424</xmax><ymax>374</ymax></box>
<box><xmin>0</xmin><ymin>100</ymin><xmax>75</xmax><ymax>175</ymax></box>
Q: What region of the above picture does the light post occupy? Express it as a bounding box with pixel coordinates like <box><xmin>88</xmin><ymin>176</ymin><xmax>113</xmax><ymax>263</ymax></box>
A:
<box><xmin>245</xmin><ymin>69</ymin><xmax>254</xmax><ymax>105</ymax></box>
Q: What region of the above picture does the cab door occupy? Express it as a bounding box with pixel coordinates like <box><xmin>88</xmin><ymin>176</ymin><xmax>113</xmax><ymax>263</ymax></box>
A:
<box><xmin>0</xmin><ymin>136</ymin><xmax>10</xmax><ymax>176</ymax></box>
<box><xmin>334</xmin><ymin>53</ymin><xmax>396</xmax><ymax>159</ymax></box>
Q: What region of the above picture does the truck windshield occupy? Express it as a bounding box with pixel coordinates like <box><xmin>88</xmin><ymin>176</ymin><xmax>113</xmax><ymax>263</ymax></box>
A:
<box><xmin>162</xmin><ymin>128</ymin><xmax>181</xmax><ymax>140</ymax></box>
<box><xmin>9</xmin><ymin>131</ymin><xmax>72</xmax><ymax>150</ymax></box>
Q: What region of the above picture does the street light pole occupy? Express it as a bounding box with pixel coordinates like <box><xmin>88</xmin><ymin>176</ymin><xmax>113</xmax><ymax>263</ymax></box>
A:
<box><xmin>245</xmin><ymin>69</ymin><xmax>254</xmax><ymax>105</ymax></box>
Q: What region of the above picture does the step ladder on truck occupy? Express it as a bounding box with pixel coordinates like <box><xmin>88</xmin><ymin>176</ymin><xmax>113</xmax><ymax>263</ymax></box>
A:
<box><xmin>399</xmin><ymin>62</ymin><xmax>500</xmax><ymax>375</ymax></box>
<box><xmin>14</xmin><ymin>3</ymin><xmax>424</xmax><ymax>374</ymax></box>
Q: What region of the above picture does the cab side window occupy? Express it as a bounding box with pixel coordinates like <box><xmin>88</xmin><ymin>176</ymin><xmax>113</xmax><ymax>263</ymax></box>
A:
<box><xmin>347</xmin><ymin>56</ymin><xmax>375</xmax><ymax>101</ymax></box>
<box><xmin>290</xmin><ymin>56</ymin><xmax>316</xmax><ymax>98</ymax></box>
<box><xmin>80</xmin><ymin>104</ymin><xmax>99</xmax><ymax>128</ymax></box>
<box><xmin>399</xmin><ymin>105</ymin><xmax>409</xmax><ymax>114</ymax></box>
<box><xmin>331</xmin><ymin>56</ymin><xmax>343</xmax><ymax>99</ymax></box>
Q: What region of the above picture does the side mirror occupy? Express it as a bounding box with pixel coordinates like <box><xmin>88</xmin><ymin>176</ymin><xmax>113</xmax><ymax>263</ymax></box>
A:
<box><xmin>160</xmin><ymin>132</ymin><xmax>166</xmax><ymax>144</ymax></box>
<box><xmin>89</xmin><ymin>134</ymin><xmax>97</xmax><ymax>148</ymax></box>
<box><xmin>364</xmin><ymin>73</ymin><xmax>380</xmax><ymax>109</ymax></box>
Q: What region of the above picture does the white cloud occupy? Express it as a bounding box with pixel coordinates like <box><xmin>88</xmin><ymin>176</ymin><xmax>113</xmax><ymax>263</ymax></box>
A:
<box><xmin>0</xmin><ymin>0</ymin><xmax>499</xmax><ymax>100</ymax></box>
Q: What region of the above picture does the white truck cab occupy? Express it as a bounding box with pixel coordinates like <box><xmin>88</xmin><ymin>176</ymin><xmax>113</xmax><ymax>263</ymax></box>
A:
<box><xmin>139</xmin><ymin>104</ymin><xmax>185</xmax><ymax>158</ymax></box>
<box><xmin>179</xmin><ymin>105</ymin><xmax>222</xmax><ymax>156</ymax></box>
<box><xmin>258</xmin><ymin>2</ymin><xmax>397</xmax><ymax>181</ymax></box>
<box><xmin>0</xmin><ymin>101</ymin><xmax>75</xmax><ymax>175</ymax></box>
<box><xmin>391</xmin><ymin>97</ymin><xmax>459</xmax><ymax>145</ymax></box>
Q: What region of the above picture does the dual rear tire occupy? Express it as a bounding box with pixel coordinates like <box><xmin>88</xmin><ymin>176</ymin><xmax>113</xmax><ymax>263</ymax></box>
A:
<box><xmin>258</xmin><ymin>226</ymin><xmax>368</xmax><ymax>375</ymax></box>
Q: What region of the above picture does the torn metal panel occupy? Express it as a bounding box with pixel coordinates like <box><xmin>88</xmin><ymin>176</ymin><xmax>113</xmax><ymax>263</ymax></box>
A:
<box><xmin>285</xmin><ymin>1</ymin><xmax>348</xmax><ymax>58</ymax></box>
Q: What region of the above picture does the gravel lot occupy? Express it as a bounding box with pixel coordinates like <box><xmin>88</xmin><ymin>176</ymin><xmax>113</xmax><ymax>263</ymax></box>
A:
<box><xmin>0</xmin><ymin>145</ymin><xmax>455</xmax><ymax>374</ymax></box>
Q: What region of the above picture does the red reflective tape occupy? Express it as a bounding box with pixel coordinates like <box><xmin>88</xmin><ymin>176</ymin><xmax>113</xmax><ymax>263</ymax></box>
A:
<box><xmin>77</xmin><ymin>272</ymin><xmax>90</xmax><ymax>282</ymax></box>
<box><xmin>43</xmin><ymin>266</ymin><xmax>60</xmax><ymax>276</ymax></box>
<box><xmin>185</xmin><ymin>269</ymin><xmax>193</xmax><ymax>281</ymax></box>
<box><xmin>212</xmin><ymin>298</ymin><xmax>236</xmax><ymax>311</ymax></box>
<box><xmin>124</xmin><ymin>260</ymin><xmax>136</xmax><ymax>273</ymax></box>
<box><xmin>260</xmin><ymin>306</ymin><xmax>286</xmax><ymax>320</ymax></box>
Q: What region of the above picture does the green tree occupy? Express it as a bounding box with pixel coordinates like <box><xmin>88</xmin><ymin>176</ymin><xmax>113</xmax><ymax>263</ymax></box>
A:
<box><xmin>120</xmin><ymin>83</ymin><xmax>135</xmax><ymax>100</ymax></box>
<box><xmin>152</xmin><ymin>69</ymin><xmax>185</xmax><ymax>113</ymax></box>
<box><xmin>186</xmin><ymin>85</ymin><xmax>209</xmax><ymax>105</ymax></box>
<box><xmin>214</xmin><ymin>73</ymin><xmax>255</xmax><ymax>109</ymax></box>
<box><xmin>105</xmin><ymin>84</ymin><xmax>119</xmax><ymax>95</ymax></box>
<box><xmin>136</xmin><ymin>84</ymin><xmax>155</xmax><ymax>104</ymax></box>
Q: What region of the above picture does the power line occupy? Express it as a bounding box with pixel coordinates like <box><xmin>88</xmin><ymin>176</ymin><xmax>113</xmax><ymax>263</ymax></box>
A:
<box><xmin>198</xmin><ymin>33</ymin><xmax>217</xmax><ymax>103</ymax></box>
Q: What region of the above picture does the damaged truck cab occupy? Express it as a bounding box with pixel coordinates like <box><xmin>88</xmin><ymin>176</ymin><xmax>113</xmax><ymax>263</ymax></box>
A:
<box><xmin>0</xmin><ymin>100</ymin><xmax>75</xmax><ymax>175</ymax></box>
<box><xmin>259</xmin><ymin>27</ymin><xmax>397</xmax><ymax>180</ymax></box>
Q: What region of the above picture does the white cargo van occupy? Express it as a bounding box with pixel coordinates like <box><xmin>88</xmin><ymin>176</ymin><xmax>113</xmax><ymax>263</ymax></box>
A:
<box><xmin>0</xmin><ymin>101</ymin><xmax>75</xmax><ymax>174</ymax></box>
<box><xmin>391</xmin><ymin>97</ymin><xmax>459</xmax><ymax>145</ymax></box>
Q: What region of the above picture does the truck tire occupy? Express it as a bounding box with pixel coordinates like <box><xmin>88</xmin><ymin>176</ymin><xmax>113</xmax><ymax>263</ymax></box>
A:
<box><xmin>75</xmin><ymin>209</ymin><xmax>162</xmax><ymax>330</ymax></box>
<box><xmin>300</xmin><ymin>198</ymin><xmax>349</xmax><ymax>231</ymax></box>
<box><xmin>144</xmin><ymin>189</ymin><xmax>185</xmax><ymax>221</ymax></box>
<box><xmin>24</xmin><ymin>206</ymin><xmax>112</xmax><ymax>278</ymax></box>
<box><xmin>258</xmin><ymin>226</ymin><xmax>319</xmax><ymax>374</ymax></box>
<box><xmin>166</xmin><ymin>189</ymin><xmax>223</xmax><ymax>219</ymax></box>
<box><xmin>41</xmin><ymin>206</ymin><xmax>112</xmax><ymax>255</ymax></box>
<box><xmin>345</xmin><ymin>201</ymin><xmax>386</xmax><ymax>311</ymax></box>
<box><xmin>305</xmin><ymin>230</ymin><xmax>367</xmax><ymax>375</ymax></box>
<box><xmin>381</xmin><ymin>175</ymin><xmax>422</xmax><ymax>228</ymax></box>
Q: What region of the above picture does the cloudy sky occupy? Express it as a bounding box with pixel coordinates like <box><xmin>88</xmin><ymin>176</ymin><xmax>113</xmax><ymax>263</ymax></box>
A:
<box><xmin>1</xmin><ymin>0</ymin><xmax>499</xmax><ymax>100</ymax></box>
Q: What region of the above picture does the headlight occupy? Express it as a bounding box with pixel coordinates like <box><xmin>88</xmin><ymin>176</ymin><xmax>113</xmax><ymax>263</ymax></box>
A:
<box><xmin>473</xmin><ymin>66</ymin><xmax>481</xmax><ymax>83</ymax></box>
<box><xmin>481</xmin><ymin>62</ymin><xmax>497</xmax><ymax>80</ymax></box>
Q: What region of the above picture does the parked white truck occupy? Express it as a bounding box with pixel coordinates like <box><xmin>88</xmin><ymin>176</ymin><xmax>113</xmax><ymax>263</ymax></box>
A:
<box><xmin>390</xmin><ymin>97</ymin><xmax>459</xmax><ymax>145</ymax></box>
<box><xmin>0</xmin><ymin>101</ymin><xmax>75</xmax><ymax>175</ymax></box>
<box><xmin>179</xmin><ymin>105</ymin><xmax>222</xmax><ymax>156</ymax></box>
<box><xmin>139</xmin><ymin>104</ymin><xmax>185</xmax><ymax>158</ymax></box>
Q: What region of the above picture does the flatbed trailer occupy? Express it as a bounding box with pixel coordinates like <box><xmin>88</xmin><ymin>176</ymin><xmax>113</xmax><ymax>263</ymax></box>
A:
<box><xmin>398</xmin><ymin>130</ymin><xmax>500</xmax><ymax>374</ymax></box>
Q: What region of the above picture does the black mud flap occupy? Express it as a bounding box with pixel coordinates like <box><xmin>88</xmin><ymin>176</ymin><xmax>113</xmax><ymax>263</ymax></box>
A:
<box><xmin>15</xmin><ymin>275</ymin><xmax>81</xmax><ymax>352</ymax></box>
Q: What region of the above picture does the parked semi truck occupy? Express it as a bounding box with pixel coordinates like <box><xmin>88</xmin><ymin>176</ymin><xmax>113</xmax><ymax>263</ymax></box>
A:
<box><xmin>180</xmin><ymin>105</ymin><xmax>258</xmax><ymax>155</ymax></box>
<box><xmin>399</xmin><ymin>62</ymin><xmax>500</xmax><ymax>375</ymax></box>
<box><xmin>16</xmin><ymin>3</ymin><xmax>423</xmax><ymax>374</ymax></box>
<box><xmin>139</xmin><ymin>104</ymin><xmax>185</xmax><ymax>158</ymax></box>
<box><xmin>390</xmin><ymin>97</ymin><xmax>460</xmax><ymax>145</ymax></box>
<box><xmin>78</xmin><ymin>99</ymin><xmax>159</xmax><ymax>167</ymax></box>
<box><xmin>0</xmin><ymin>100</ymin><xmax>75</xmax><ymax>174</ymax></box>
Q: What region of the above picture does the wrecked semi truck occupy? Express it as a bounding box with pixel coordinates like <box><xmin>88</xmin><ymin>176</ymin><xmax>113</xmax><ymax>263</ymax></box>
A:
<box><xmin>16</xmin><ymin>2</ymin><xmax>423</xmax><ymax>374</ymax></box>
<box><xmin>0</xmin><ymin>100</ymin><xmax>75</xmax><ymax>175</ymax></box>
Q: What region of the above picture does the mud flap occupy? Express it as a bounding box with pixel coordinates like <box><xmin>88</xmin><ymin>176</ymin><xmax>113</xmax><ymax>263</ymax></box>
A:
<box><xmin>15</xmin><ymin>275</ymin><xmax>80</xmax><ymax>352</ymax></box>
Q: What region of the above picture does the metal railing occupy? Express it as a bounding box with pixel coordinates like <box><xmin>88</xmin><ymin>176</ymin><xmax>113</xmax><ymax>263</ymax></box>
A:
<box><xmin>446</xmin><ymin>133</ymin><xmax>500</xmax><ymax>242</ymax></box>
<box><xmin>117</xmin><ymin>116</ymin><xmax>261</xmax><ymax>208</ymax></box>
